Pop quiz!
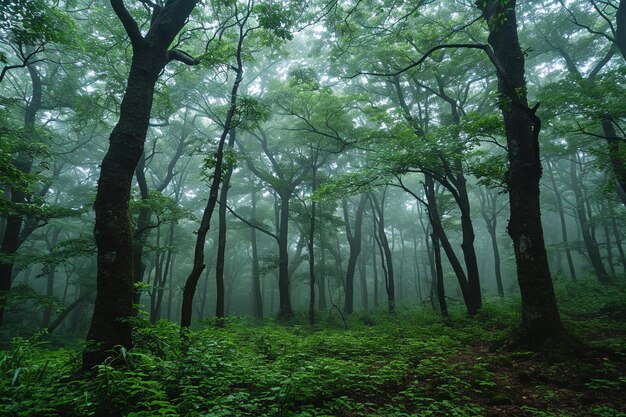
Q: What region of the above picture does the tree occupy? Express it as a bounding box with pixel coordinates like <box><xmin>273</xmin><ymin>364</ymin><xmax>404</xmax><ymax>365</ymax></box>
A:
<box><xmin>84</xmin><ymin>0</ymin><xmax>199</xmax><ymax>370</ymax></box>
<box><xmin>478</xmin><ymin>0</ymin><xmax>563</xmax><ymax>341</ymax></box>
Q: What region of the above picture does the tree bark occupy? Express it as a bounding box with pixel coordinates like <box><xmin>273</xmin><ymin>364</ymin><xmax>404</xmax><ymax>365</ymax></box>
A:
<box><xmin>342</xmin><ymin>195</ymin><xmax>367</xmax><ymax>314</ymax></box>
<box><xmin>546</xmin><ymin>160</ymin><xmax>577</xmax><ymax>281</ymax></box>
<box><xmin>215</xmin><ymin>131</ymin><xmax>237</xmax><ymax>324</ymax></box>
<box><xmin>431</xmin><ymin>232</ymin><xmax>448</xmax><ymax>318</ymax></box>
<box><xmin>276</xmin><ymin>189</ymin><xmax>294</xmax><ymax>320</ymax></box>
<box><xmin>250</xmin><ymin>191</ymin><xmax>263</xmax><ymax>319</ymax></box>
<box><xmin>479</xmin><ymin>0</ymin><xmax>563</xmax><ymax>340</ymax></box>
<box><xmin>569</xmin><ymin>158</ymin><xmax>611</xmax><ymax>283</ymax></box>
<box><xmin>85</xmin><ymin>0</ymin><xmax>198</xmax><ymax>369</ymax></box>
<box><xmin>370</xmin><ymin>193</ymin><xmax>395</xmax><ymax>313</ymax></box>
<box><xmin>308</xmin><ymin>163</ymin><xmax>318</xmax><ymax>325</ymax></box>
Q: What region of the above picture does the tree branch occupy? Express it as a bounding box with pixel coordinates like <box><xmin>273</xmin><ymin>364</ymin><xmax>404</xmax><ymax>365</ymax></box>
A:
<box><xmin>225</xmin><ymin>204</ymin><xmax>279</xmax><ymax>241</ymax></box>
<box><xmin>110</xmin><ymin>0</ymin><xmax>144</xmax><ymax>47</ymax></box>
<box><xmin>352</xmin><ymin>43</ymin><xmax>508</xmax><ymax>79</ymax></box>
<box><xmin>167</xmin><ymin>49</ymin><xmax>200</xmax><ymax>65</ymax></box>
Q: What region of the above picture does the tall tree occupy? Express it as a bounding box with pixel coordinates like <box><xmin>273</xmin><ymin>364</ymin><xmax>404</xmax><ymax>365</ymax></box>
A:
<box><xmin>84</xmin><ymin>0</ymin><xmax>199</xmax><ymax>370</ymax></box>
<box><xmin>478</xmin><ymin>0</ymin><xmax>563</xmax><ymax>341</ymax></box>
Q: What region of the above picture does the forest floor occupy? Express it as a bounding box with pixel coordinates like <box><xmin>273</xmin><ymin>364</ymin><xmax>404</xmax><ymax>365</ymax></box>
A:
<box><xmin>1</xmin><ymin>279</ymin><xmax>626</xmax><ymax>417</ymax></box>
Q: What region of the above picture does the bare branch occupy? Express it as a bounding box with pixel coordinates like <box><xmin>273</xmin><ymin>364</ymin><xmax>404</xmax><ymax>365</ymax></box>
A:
<box><xmin>352</xmin><ymin>43</ymin><xmax>508</xmax><ymax>79</ymax></box>
<box><xmin>225</xmin><ymin>204</ymin><xmax>279</xmax><ymax>241</ymax></box>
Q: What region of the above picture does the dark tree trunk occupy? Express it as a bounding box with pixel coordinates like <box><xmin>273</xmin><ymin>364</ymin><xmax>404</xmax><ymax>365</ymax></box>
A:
<box><xmin>150</xmin><ymin>223</ymin><xmax>174</xmax><ymax>323</ymax></box>
<box><xmin>569</xmin><ymin>158</ymin><xmax>611</xmax><ymax>283</ymax></box>
<box><xmin>454</xmin><ymin>173</ymin><xmax>482</xmax><ymax>311</ymax></box>
<box><xmin>250</xmin><ymin>191</ymin><xmax>263</xmax><ymax>319</ymax></box>
<box><xmin>41</xmin><ymin>227</ymin><xmax>61</xmax><ymax>328</ymax></box>
<box><xmin>601</xmin><ymin>118</ymin><xmax>626</xmax><ymax>208</ymax></box>
<box><xmin>276</xmin><ymin>189</ymin><xmax>294</xmax><ymax>320</ymax></box>
<box><xmin>132</xmin><ymin>153</ymin><xmax>150</xmax><ymax>307</ymax></box>
<box><xmin>342</xmin><ymin>195</ymin><xmax>367</xmax><ymax>314</ymax></box>
<box><xmin>616</xmin><ymin>0</ymin><xmax>626</xmax><ymax>62</ymax></box>
<box><xmin>0</xmin><ymin>65</ymin><xmax>41</xmax><ymax>327</ymax></box>
<box><xmin>181</xmin><ymin>32</ymin><xmax>244</xmax><ymax>328</ymax></box>
<box><xmin>431</xmin><ymin>232</ymin><xmax>448</xmax><ymax>318</ymax></box>
<box><xmin>371</xmin><ymin>232</ymin><xmax>379</xmax><ymax>308</ymax></box>
<box><xmin>308</xmin><ymin>163</ymin><xmax>318</xmax><ymax>325</ymax></box>
<box><xmin>546</xmin><ymin>161</ymin><xmax>577</xmax><ymax>280</ymax></box>
<box><xmin>358</xmin><ymin>244</ymin><xmax>369</xmax><ymax>311</ymax></box>
<box><xmin>412</xmin><ymin>234</ymin><xmax>422</xmax><ymax>302</ymax></box>
<box><xmin>423</xmin><ymin>176</ymin><xmax>474</xmax><ymax>313</ymax></box>
<box><xmin>84</xmin><ymin>2</ymin><xmax>198</xmax><ymax>367</ymax></box>
<box><xmin>608</xmin><ymin>200</ymin><xmax>626</xmax><ymax>274</ymax></box>
<box><xmin>370</xmin><ymin>194</ymin><xmax>395</xmax><ymax>313</ymax></box>
<box><xmin>478</xmin><ymin>187</ymin><xmax>505</xmax><ymax>295</ymax></box>
<box><xmin>317</xmin><ymin>244</ymin><xmax>327</xmax><ymax>310</ymax></box>
<box><xmin>479</xmin><ymin>0</ymin><xmax>563</xmax><ymax>340</ymax></box>
<box><xmin>86</xmin><ymin>50</ymin><xmax>163</xmax><ymax>368</ymax></box>
<box><xmin>215</xmin><ymin>131</ymin><xmax>237</xmax><ymax>324</ymax></box>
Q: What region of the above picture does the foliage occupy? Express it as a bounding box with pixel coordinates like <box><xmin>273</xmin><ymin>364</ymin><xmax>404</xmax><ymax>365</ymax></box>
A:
<box><xmin>0</xmin><ymin>0</ymin><xmax>78</xmax><ymax>49</ymax></box>
<box><xmin>1</xmin><ymin>282</ymin><xmax>625</xmax><ymax>416</ymax></box>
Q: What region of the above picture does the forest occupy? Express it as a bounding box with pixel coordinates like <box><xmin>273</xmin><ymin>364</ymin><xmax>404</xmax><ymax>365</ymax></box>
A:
<box><xmin>1</xmin><ymin>0</ymin><xmax>626</xmax><ymax>416</ymax></box>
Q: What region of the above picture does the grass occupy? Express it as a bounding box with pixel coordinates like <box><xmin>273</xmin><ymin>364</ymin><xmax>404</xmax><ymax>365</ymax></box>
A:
<box><xmin>1</xmin><ymin>279</ymin><xmax>625</xmax><ymax>416</ymax></box>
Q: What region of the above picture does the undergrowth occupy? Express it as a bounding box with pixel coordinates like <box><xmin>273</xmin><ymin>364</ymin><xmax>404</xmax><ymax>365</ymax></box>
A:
<box><xmin>1</xmin><ymin>279</ymin><xmax>625</xmax><ymax>416</ymax></box>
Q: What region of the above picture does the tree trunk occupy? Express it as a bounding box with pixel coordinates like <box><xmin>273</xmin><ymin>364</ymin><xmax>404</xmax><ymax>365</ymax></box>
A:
<box><xmin>546</xmin><ymin>161</ymin><xmax>577</xmax><ymax>280</ymax></box>
<box><xmin>276</xmin><ymin>189</ymin><xmax>294</xmax><ymax>320</ymax></box>
<box><xmin>608</xmin><ymin>200</ymin><xmax>626</xmax><ymax>274</ymax></box>
<box><xmin>181</xmin><ymin>44</ymin><xmax>244</xmax><ymax>328</ymax></box>
<box><xmin>85</xmin><ymin>0</ymin><xmax>198</xmax><ymax>369</ymax></box>
<box><xmin>431</xmin><ymin>232</ymin><xmax>448</xmax><ymax>318</ymax></box>
<box><xmin>317</xmin><ymin>242</ymin><xmax>327</xmax><ymax>311</ymax></box>
<box><xmin>358</xmin><ymin>244</ymin><xmax>369</xmax><ymax>311</ymax></box>
<box><xmin>308</xmin><ymin>164</ymin><xmax>318</xmax><ymax>325</ymax></box>
<box><xmin>342</xmin><ymin>195</ymin><xmax>367</xmax><ymax>314</ymax></box>
<box><xmin>479</xmin><ymin>0</ymin><xmax>563</xmax><ymax>340</ymax></box>
<box><xmin>569</xmin><ymin>158</ymin><xmax>611</xmax><ymax>283</ymax></box>
<box><xmin>372</xmin><ymin>232</ymin><xmax>379</xmax><ymax>308</ymax></box>
<box><xmin>424</xmin><ymin>176</ymin><xmax>474</xmax><ymax>313</ymax></box>
<box><xmin>85</xmin><ymin>49</ymin><xmax>165</xmax><ymax>369</ymax></box>
<box><xmin>215</xmin><ymin>131</ymin><xmax>237</xmax><ymax>324</ymax></box>
<box><xmin>250</xmin><ymin>191</ymin><xmax>263</xmax><ymax>319</ymax></box>
<box><xmin>370</xmin><ymin>194</ymin><xmax>395</xmax><ymax>313</ymax></box>
<box><xmin>41</xmin><ymin>227</ymin><xmax>61</xmax><ymax>328</ymax></box>
<box><xmin>0</xmin><ymin>65</ymin><xmax>41</xmax><ymax>327</ymax></box>
<box><xmin>478</xmin><ymin>187</ymin><xmax>505</xmax><ymax>295</ymax></box>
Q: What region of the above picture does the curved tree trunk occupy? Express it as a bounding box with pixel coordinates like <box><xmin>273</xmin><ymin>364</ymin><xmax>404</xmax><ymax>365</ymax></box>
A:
<box><xmin>85</xmin><ymin>0</ymin><xmax>198</xmax><ymax>370</ymax></box>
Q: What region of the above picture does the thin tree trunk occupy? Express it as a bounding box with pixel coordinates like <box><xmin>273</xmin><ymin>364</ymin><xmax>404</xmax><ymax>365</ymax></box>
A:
<box><xmin>250</xmin><ymin>191</ymin><xmax>263</xmax><ymax>319</ymax></box>
<box><xmin>342</xmin><ymin>195</ymin><xmax>367</xmax><ymax>314</ymax></box>
<box><xmin>181</xmin><ymin>40</ymin><xmax>244</xmax><ymax>328</ymax></box>
<box><xmin>569</xmin><ymin>158</ymin><xmax>611</xmax><ymax>284</ymax></box>
<box><xmin>431</xmin><ymin>232</ymin><xmax>448</xmax><ymax>318</ymax></box>
<box><xmin>546</xmin><ymin>161</ymin><xmax>577</xmax><ymax>280</ymax></box>
<box><xmin>608</xmin><ymin>200</ymin><xmax>626</xmax><ymax>274</ymax></box>
<box><xmin>371</xmin><ymin>194</ymin><xmax>395</xmax><ymax>313</ymax></box>
<box><xmin>308</xmin><ymin>164</ymin><xmax>318</xmax><ymax>325</ymax></box>
<box><xmin>215</xmin><ymin>131</ymin><xmax>237</xmax><ymax>324</ymax></box>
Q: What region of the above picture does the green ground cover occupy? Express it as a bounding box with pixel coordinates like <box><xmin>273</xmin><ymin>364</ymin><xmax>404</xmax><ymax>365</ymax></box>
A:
<box><xmin>1</xmin><ymin>280</ymin><xmax>625</xmax><ymax>417</ymax></box>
